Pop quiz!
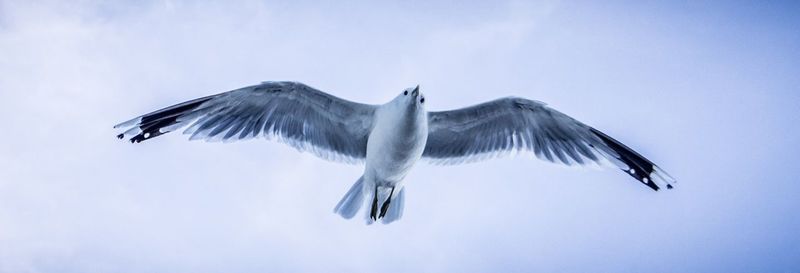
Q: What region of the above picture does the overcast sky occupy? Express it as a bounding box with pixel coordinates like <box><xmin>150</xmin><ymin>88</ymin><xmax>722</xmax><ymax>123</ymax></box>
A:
<box><xmin>1</xmin><ymin>1</ymin><xmax>799</xmax><ymax>272</ymax></box>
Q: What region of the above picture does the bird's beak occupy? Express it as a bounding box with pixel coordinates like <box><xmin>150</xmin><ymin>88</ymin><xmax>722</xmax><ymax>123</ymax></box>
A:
<box><xmin>412</xmin><ymin>85</ymin><xmax>419</xmax><ymax>97</ymax></box>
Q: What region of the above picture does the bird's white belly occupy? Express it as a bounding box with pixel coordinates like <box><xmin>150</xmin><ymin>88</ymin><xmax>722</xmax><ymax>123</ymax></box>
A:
<box><xmin>364</xmin><ymin>110</ymin><xmax>427</xmax><ymax>186</ymax></box>
<box><xmin>366</xmin><ymin>137</ymin><xmax>424</xmax><ymax>184</ymax></box>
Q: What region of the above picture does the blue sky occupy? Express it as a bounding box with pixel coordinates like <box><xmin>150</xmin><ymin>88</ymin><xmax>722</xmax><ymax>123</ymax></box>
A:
<box><xmin>0</xmin><ymin>1</ymin><xmax>798</xmax><ymax>272</ymax></box>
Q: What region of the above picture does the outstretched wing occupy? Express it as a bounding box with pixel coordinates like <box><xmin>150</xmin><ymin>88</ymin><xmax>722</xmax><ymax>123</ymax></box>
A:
<box><xmin>423</xmin><ymin>97</ymin><xmax>675</xmax><ymax>190</ymax></box>
<box><xmin>115</xmin><ymin>81</ymin><xmax>377</xmax><ymax>164</ymax></box>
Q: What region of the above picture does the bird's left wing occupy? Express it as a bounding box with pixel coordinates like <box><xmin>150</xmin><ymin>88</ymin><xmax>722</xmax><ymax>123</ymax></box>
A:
<box><xmin>423</xmin><ymin>97</ymin><xmax>675</xmax><ymax>190</ymax></box>
<box><xmin>115</xmin><ymin>81</ymin><xmax>377</xmax><ymax>164</ymax></box>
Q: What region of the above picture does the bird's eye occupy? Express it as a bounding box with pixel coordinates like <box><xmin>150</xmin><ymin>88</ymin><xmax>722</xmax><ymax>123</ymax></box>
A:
<box><xmin>420</xmin><ymin>98</ymin><xmax>425</xmax><ymax>103</ymax></box>
<box><xmin>404</xmin><ymin>91</ymin><xmax>408</xmax><ymax>95</ymax></box>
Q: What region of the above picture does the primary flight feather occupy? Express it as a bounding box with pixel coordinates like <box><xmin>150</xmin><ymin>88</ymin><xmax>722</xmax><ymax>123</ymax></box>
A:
<box><xmin>115</xmin><ymin>81</ymin><xmax>676</xmax><ymax>224</ymax></box>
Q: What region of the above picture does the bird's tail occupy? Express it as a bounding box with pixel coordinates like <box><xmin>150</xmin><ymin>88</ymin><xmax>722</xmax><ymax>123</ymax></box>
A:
<box><xmin>333</xmin><ymin>176</ymin><xmax>365</xmax><ymax>219</ymax></box>
<box><xmin>362</xmin><ymin>184</ymin><xmax>405</xmax><ymax>225</ymax></box>
<box><xmin>334</xmin><ymin>177</ymin><xmax>406</xmax><ymax>224</ymax></box>
<box><xmin>378</xmin><ymin>187</ymin><xmax>404</xmax><ymax>224</ymax></box>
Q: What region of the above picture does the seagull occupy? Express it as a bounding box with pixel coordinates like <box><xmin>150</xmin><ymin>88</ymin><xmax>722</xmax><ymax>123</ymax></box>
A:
<box><xmin>115</xmin><ymin>81</ymin><xmax>676</xmax><ymax>224</ymax></box>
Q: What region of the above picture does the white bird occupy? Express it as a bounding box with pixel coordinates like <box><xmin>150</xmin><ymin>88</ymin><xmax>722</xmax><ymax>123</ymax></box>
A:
<box><xmin>115</xmin><ymin>81</ymin><xmax>676</xmax><ymax>224</ymax></box>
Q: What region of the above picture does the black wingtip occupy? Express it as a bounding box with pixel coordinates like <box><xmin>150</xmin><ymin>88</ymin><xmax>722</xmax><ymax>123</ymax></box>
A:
<box><xmin>115</xmin><ymin>95</ymin><xmax>214</xmax><ymax>144</ymax></box>
<box><xmin>643</xmin><ymin>177</ymin><xmax>660</xmax><ymax>191</ymax></box>
<box><xmin>130</xmin><ymin>134</ymin><xmax>145</xmax><ymax>143</ymax></box>
<box><xmin>590</xmin><ymin>128</ymin><xmax>669</xmax><ymax>191</ymax></box>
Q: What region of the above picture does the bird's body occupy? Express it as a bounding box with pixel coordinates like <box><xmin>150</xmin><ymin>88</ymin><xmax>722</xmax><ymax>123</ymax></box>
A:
<box><xmin>115</xmin><ymin>81</ymin><xmax>676</xmax><ymax>224</ymax></box>
<box><xmin>366</xmin><ymin>88</ymin><xmax>427</xmax><ymax>186</ymax></box>
<box><xmin>360</xmin><ymin>87</ymin><xmax>428</xmax><ymax>222</ymax></box>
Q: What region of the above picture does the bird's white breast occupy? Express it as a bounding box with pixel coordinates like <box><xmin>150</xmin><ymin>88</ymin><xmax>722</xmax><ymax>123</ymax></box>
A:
<box><xmin>365</xmin><ymin>102</ymin><xmax>428</xmax><ymax>185</ymax></box>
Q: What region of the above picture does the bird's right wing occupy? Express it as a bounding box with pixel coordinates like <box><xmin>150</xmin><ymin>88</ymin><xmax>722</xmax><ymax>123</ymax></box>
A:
<box><xmin>114</xmin><ymin>81</ymin><xmax>377</xmax><ymax>164</ymax></box>
<box><xmin>423</xmin><ymin>97</ymin><xmax>675</xmax><ymax>190</ymax></box>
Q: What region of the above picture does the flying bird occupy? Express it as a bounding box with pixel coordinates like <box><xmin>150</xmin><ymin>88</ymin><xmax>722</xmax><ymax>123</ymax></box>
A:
<box><xmin>115</xmin><ymin>81</ymin><xmax>676</xmax><ymax>224</ymax></box>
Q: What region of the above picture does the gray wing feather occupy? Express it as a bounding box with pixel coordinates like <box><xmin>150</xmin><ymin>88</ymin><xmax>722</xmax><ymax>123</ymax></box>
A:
<box><xmin>423</xmin><ymin>97</ymin><xmax>676</xmax><ymax>190</ymax></box>
<box><xmin>424</xmin><ymin>97</ymin><xmax>595</xmax><ymax>164</ymax></box>
<box><xmin>115</xmin><ymin>81</ymin><xmax>376</xmax><ymax>164</ymax></box>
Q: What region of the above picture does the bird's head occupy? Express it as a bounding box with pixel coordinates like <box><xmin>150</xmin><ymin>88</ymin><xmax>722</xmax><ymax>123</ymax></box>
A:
<box><xmin>398</xmin><ymin>85</ymin><xmax>425</xmax><ymax>110</ymax></box>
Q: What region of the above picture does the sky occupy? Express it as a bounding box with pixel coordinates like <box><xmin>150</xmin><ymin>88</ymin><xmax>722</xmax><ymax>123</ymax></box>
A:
<box><xmin>1</xmin><ymin>0</ymin><xmax>799</xmax><ymax>272</ymax></box>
